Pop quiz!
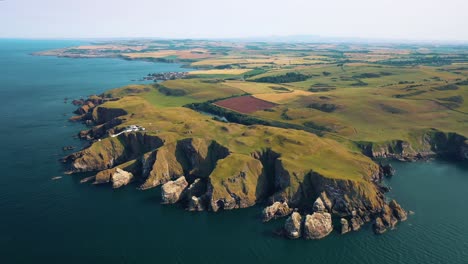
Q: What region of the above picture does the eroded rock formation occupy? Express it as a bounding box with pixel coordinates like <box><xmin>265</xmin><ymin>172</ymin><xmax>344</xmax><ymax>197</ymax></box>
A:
<box><xmin>284</xmin><ymin>212</ymin><xmax>302</xmax><ymax>239</ymax></box>
<box><xmin>161</xmin><ymin>176</ymin><xmax>189</xmax><ymax>204</ymax></box>
<box><xmin>262</xmin><ymin>201</ymin><xmax>292</xmax><ymax>222</ymax></box>
<box><xmin>303</xmin><ymin>212</ymin><xmax>333</xmax><ymax>239</ymax></box>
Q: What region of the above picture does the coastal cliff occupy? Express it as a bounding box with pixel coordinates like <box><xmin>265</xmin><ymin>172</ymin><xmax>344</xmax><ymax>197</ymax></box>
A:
<box><xmin>64</xmin><ymin>94</ymin><xmax>413</xmax><ymax>239</ymax></box>
<box><xmin>358</xmin><ymin>130</ymin><xmax>468</xmax><ymax>162</ymax></box>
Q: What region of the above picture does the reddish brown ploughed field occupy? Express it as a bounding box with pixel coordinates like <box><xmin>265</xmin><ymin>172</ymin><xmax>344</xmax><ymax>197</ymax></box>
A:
<box><xmin>213</xmin><ymin>95</ymin><xmax>277</xmax><ymax>114</ymax></box>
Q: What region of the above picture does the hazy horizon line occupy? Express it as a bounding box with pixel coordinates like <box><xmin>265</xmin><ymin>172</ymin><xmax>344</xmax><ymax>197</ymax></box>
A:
<box><xmin>1</xmin><ymin>34</ymin><xmax>468</xmax><ymax>46</ymax></box>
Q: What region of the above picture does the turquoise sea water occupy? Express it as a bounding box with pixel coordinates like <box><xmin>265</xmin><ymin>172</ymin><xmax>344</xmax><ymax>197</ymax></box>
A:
<box><xmin>0</xmin><ymin>39</ymin><xmax>467</xmax><ymax>263</ymax></box>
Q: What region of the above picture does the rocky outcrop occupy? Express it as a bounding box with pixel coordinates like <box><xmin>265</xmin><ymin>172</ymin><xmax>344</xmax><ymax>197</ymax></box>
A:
<box><xmin>340</xmin><ymin>218</ymin><xmax>351</xmax><ymax>234</ymax></box>
<box><xmin>161</xmin><ymin>176</ymin><xmax>189</xmax><ymax>204</ymax></box>
<box><xmin>359</xmin><ymin>129</ymin><xmax>468</xmax><ymax>161</ymax></box>
<box><xmin>188</xmin><ymin>196</ymin><xmax>205</xmax><ymax>211</ymax></box>
<box><xmin>371</xmin><ymin>200</ymin><xmax>407</xmax><ymax>234</ymax></box>
<box><xmin>289</xmin><ymin>171</ymin><xmax>386</xmax><ymax>228</ymax></box>
<box><xmin>64</xmin><ymin>132</ymin><xmax>163</xmax><ymax>173</ymax></box>
<box><xmin>303</xmin><ymin>212</ymin><xmax>333</xmax><ymax>239</ymax></box>
<box><xmin>208</xmin><ymin>154</ymin><xmax>267</xmax><ymax>212</ymax></box>
<box><xmin>389</xmin><ymin>200</ymin><xmax>407</xmax><ymax>221</ymax></box>
<box><xmin>262</xmin><ymin>201</ymin><xmax>292</xmax><ymax>222</ymax></box>
<box><xmin>313</xmin><ymin>197</ymin><xmax>326</xmax><ymax>212</ymax></box>
<box><xmin>111</xmin><ymin>168</ymin><xmax>134</xmax><ymax>188</ymax></box>
<box><xmin>350</xmin><ymin>213</ymin><xmax>364</xmax><ymax>231</ymax></box>
<box><xmin>140</xmin><ymin>139</ymin><xmax>229</xmax><ymax>190</ymax></box>
<box><xmin>139</xmin><ymin>143</ymin><xmax>185</xmax><ymax>190</ymax></box>
<box><xmin>380</xmin><ymin>163</ymin><xmax>395</xmax><ymax>177</ymax></box>
<box><xmin>69</xmin><ymin>95</ymin><xmax>119</xmax><ymax>123</ymax></box>
<box><xmin>185</xmin><ymin>178</ymin><xmax>206</xmax><ymax>199</ymax></box>
<box><xmin>373</xmin><ymin>217</ymin><xmax>387</xmax><ymax>234</ymax></box>
<box><xmin>284</xmin><ymin>212</ymin><xmax>302</xmax><ymax>239</ymax></box>
<box><xmin>92</xmin><ymin>106</ymin><xmax>127</xmax><ymax>125</ymax></box>
<box><xmin>93</xmin><ymin>167</ymin><xmax>134</xmax><ymax>188</ymax></box>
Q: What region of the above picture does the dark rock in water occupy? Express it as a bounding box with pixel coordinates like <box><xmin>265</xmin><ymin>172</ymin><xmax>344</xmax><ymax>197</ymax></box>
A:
<box><xmin>62</xmin><ymin>146</ymin><xmax>75</xmax><ymax>151</ymax></box>
<box><xmin>80</xmin><ymin>176</ymin><xmax>95</xmax><ymax>183</ymax></box>
<box><xmin>373</xmin><ymin>217</ymin><xmax>387</xmax><ymax>234</ymax></box>
<box><xmin>188</xmin><ymin>196</ymin><xmax>205</xmax><ymax>211</ymax></box>
<box><xmin>381</xmin><ymin>204</ymin><xmax>398</xmax><ymax>228</ymax></box>
<box><xmin>262</xmin><ymin>201</ymin><xmax>293</xmax><ymax>222</ymax></box>
<box><xmin>389</xmin><ymin>200</ymin><xmax>408</xmax><ymax>221</ymax></box>
<box><xmin>303</xmin><ymin>212</ymin><xmax>333</xmax><ymax>239</ymax></box>
<box><xmin>284</xmin><ymin>212</ymin><xmax>302</xmax><ymax>239</ymax></box>
<box><xmin>350</xmin><ymin>213</ymin><xmax>364</xmax><ymax>231</ymax></box>
<box><xmin>340</xmin><ymin>218</ymin><xmax>351</xmax><ymax>234</ymax></box>
<box><xmin>378</xmin><ymin>185</ymin><xmax>391</xmax><ymax>193</ymax></box>
<box><xmin>380</xmin><ymin>163</ymin><xmax>396</xmax><ymax>177</ymax></box>
<box><xmin>72</xmin><ymin>99</ymin><xmax>85</xmax><ymax>106</ymax></box>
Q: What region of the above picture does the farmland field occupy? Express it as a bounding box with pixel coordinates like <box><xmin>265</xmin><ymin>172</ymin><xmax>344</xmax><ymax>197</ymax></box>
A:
<box><xmin>214</xmin><ymin>95</ymin><xmax>277</xmax><ymax>113</ymax></box>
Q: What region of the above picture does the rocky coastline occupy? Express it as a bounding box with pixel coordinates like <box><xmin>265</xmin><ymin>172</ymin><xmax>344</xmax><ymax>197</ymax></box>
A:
<box><xmin>61</xmin><ymin>94</ymin><xmax>467</xmax><ymax>240</ymax></box>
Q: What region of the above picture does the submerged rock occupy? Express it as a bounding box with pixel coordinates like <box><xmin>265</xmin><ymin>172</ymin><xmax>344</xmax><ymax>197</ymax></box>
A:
<box><xmin>161</xmin><ymin>176</ymin><xmax>188</xmax><ymax>204</ymax></box>
<box><xmin>284</xmin><ymin>212</ymin><xmax>302</xmax><ymax>239</ymax></box>
<box><xmin>340</xmin><ymin>218</ymin><xmax>351</xmax><ymax>234</ymax></box>
<box><xmin>111</xmin><ymin>168</ymin><xmax>134</xmax><ymax>188</ymax></box>
<box><xmin>303</xmin><ymin>212</ymin><xmax>333</xmax><ymax>239</ymax></box>
<box><xmin>262</xmin><ymin>201</ymin><xmax>292</xmax><ymax>222</ymax></box>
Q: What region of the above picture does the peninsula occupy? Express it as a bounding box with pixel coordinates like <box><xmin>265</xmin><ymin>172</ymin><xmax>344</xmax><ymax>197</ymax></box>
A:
<box><xmin>46</xmin><ymin>39</ymin><xmax>467</xmax><ymax>239</ymax></box>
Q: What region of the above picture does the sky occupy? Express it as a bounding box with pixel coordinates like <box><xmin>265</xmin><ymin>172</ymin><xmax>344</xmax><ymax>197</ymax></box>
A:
<box><xmin>0</xmin><ymin>0</ymin><xmax>467</xmax><ymax>42</ymax></box>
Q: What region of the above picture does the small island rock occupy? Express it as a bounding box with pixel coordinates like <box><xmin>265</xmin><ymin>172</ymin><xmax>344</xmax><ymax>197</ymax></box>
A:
<box><xmin>188</xmin><ymin>196</ymin><xmax>205</xmax><ymax>211</ymax></box>
<box><xmin>262</xmin><ymin>201</ymin><xmax>292</xmax><ymax>222</ymax></box>
<box><xmin>161</xmin><ymin>176</ymin><xmax>188</xmax><ymax>204</ymax></box>
<box><xmin>284</xmin><ymin>212</ymin><xmax>302</xmax><ymax>239</ymax></box>
<box><xmin>303</xmin><ymin>212</ymin><xmax>333</xmax><ymax>239</ymax></box>
<box><xmin>111</xmin><ymin>168</ymin><xmax>134</xmax><ymax>188</ymax></box>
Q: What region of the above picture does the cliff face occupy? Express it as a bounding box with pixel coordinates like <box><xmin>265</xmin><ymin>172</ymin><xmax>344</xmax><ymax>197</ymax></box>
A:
<box><xmin>64</xmin><ymin>97</ymin><xmax>409</xmax><ymax>238</ymax></box>
<box><xmin>207</xmin><ymin>154</ymin><xmax>266</xmax><ymax>211</ymax></box>
<box><xmin>359</xmin><ymin>129</ymin><xmax>468</xmax><ymax>161</ymax></box>
<box><xmin>64</xmin><ymin>132</ymin><xmax>163</xmax><ymax>172</ymax></box>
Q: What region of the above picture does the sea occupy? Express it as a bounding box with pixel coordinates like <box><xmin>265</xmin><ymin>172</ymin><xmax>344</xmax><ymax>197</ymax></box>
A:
<box><xmin>0</xmin><ymin>39</ymin><xmax>467</xmax><ymax>263</ymax></box>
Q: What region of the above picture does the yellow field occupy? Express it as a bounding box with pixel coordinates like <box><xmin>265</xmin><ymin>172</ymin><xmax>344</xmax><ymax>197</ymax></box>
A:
<box><xmin>188</xmin><ymin>69</ymin><xmax>251</xmax><ymax>75</ymax></box>
<box><xmin>223</xmin><ymin>81</ymin><xmax>289</xmax><ymax>94</ymax></box>
<box><xmin>253</xmin><ymin>90</ymin><xmax>313</xmax><ymax>104</ymax></box>
<box><xmin>191</xmin><ymin>56</ymin><xmax>323</xmax><ymax>67</ymax></box>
